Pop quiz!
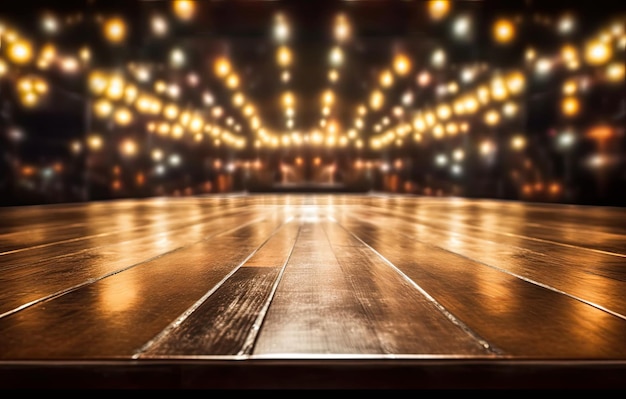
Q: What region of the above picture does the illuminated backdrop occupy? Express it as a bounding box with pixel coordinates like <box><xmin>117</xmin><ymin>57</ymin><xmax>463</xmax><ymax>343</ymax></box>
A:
<box><xmin>0</xmin><ymin>0</ymin><xmax>624</xmax><ymax>205</ymax></box>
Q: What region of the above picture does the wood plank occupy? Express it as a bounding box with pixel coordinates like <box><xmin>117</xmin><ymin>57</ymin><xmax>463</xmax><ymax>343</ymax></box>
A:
<box><xmin>334</xmin><ymin>211</ymin><xmax>626</xmax><ymax>358</ymax></box>
<box><xmin>365</xmin><ymin>198</ymin><xmax>626</xmax><ymax>254</ymax></box>
<box><xmin>251</xmin><ymin>218</ymin><xmax>495</xmax><ymax>356</ymax></box>
<box><xmin>139</xmin><ymin>221</ymin><xmax>300</xmax><ymax>356</ymax></box>
<box><xmin>0</xmin><ymin>212</ymin><xmax>265</xmax><ymax>318</ymax></box>
<box><xmin>0</xmin><ymin>200</ymin><xmax>252</xmax><ymax>255</ymax></box>
<box><xmin>347</xmin><ymin>207</ymin><xmax>626</xmax><ymax>318</ymax></box>
<box><xmin>0</xmin><ymin>216</ymin><xmax>288</xmax><ymax>359</ymax></box>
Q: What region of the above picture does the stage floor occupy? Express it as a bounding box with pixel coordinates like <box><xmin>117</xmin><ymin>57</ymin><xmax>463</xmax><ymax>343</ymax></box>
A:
<box><xmin>1</xmin><ymin>193</ymin><xmax>625</xmax><ymax>388</ymax></box>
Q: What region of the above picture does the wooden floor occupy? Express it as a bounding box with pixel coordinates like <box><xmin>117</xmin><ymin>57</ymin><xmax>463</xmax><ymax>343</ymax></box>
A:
<box><xmin>1</xmin><ymin>193</ymin><xmax>625</xmax><ymax>389</ymax></box>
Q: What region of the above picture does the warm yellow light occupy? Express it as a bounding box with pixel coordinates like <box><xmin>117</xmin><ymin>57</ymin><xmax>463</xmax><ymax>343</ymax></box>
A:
<box><xmin>505</xmin><ymin>71</ymin><xmax>525</xmax><ymax>94</ymax></box>
<box><xmin>93</xmin><ymin>99</ymin><xmax>113</xmax><ymax>118</ymax></box>
<box><xmin>120</xmin><ymin>139</ymin><xmax>137</xmax><ymax>156</ymax></box>
<box><xmin>282</xmin><ymin>91</ymin><xmax>295</xmax><ymax>107</ymax></box>
<box><xmin>369</xmin><ymin>90</ymin><xmax>384</xmax><ymax>110</ymax></box>
<box><xmin>490</xmin><ymin>78</ymin><xmax>509</xmax><ymax>101</ymax></box>
<box><xmin>484</xmin><ymin>110</ymin><xmax>500</xmax><ymax>126</ymax></box>
<box><xmin>322</xmin><ymin>90</ymin><xmax>334</xmax><ymax>106</ymax></box>
<box><xmin>329</xmin><ymin>46</ymin><xmax>343</xmax><ymax>65</ymax></box>
<box><xmin>428</xmin><ymin>1</ymin><xmax>450</xmax><ymax>21</ymax></box>
<box><xmin>103</xmin><ymin>17</ymin><xmax>126</xmax><ymax>43</ymax></box>
<box><xmin>114</xmin><ymin>108</ymin><xmax>133</xmax><ymax>125</ymax></box>
<box><xmin>88</xmin><ymin>135</ymin><xmax>103</xmax><ymax>151</ymax></box>
<box><xmin>276</xmin><ymin>46</ymin><xmax>292</xmax><ymax>66</ymax></box>
<box><xmin>436</xmin><ymin>104</ymin><xmax>451</xmax><ymax>120</ymax></box>
<box><xmin>562</xmin><ymin>80</ymin><xmax>577</xmax><ymax>95</ymax></box>
<box><xmin>393</xmin><ymin>54</ymin><xmax>411</xmax><ymax>75</ymax></box>
<box><xmin>560</xmin><ymin>44</ymin><xmax>578</xmax><ymax>63</ymax></box>
<box><xmin>233</xmin><ymin>92</ymin><xmax>245</xmax><ymax>107</ymax></box>
<box><xmin>214</xmin><ymin>57</ymin><xmax>231</xmax><ymax>78</ymax></box>
<box><xmin>8</xmin><ymin>39</ymin><xmax>33</xmax><ymax>64</ymax></box>
<box><xmin>561</xmin><ymin>97</ymin><xmax>580</xmax><ymax>116</ymax></box>
<box><xmin>328</xmin><ymin>69</ymin><xmax>339</xmax><ymax>82</ymax></box>
<box><xmin>493</xmin><ymin>18</ymin><xmax>515</xmax><ymax>43</ymax></box>
<box><xmin>172</xmin><ymin>0</ymin><xmax>196</xmax><ymax>21</ymax></box>
<box><xmin>0</xmin><ymin>59</ymin><xmax>8</xmax><ymax>76</ymax></box>
<box><xmin>226</xmin><ymin>73</ymin><xmax>239</xmax><ymax>89</ymax></box>
<box><xmin>511</xmin><ymin>135</ymin><xmax>526</xmax><ymax>150</ymax></box>
<box><xmin>163</xmin><ymin>104</ymin><xmax>179</xmax><ymax>120</ymax></box>
<box><xmin>20</xmin><ymin>92</ymin><xmax>39</xmax><ymax>107</ymax></box>
<box><xmin>379</xmin><ymin>70</ymin><xmax>394</xmax><ymax>87</ymax></box>
<box><xmin>606</xmin><ymin>62</ymin><xmax>625</xmax><ymax>81</ymax></box>
<box><xmin>33</xmin><ymin>77</ymin><xmax>48</xmax><ymax>94</ymax></box>
<box><xmin>463</xmin><ymin>96</ymin><xmax>479</xmax><ymax>113</ymax></box>
<box><xmin>584</xmin><ymin>40</ymin><xmax>612</xmax><ymax>65</ymax></box>
<box><xmin>39</xmin><ymin>43</ymin><xmax>56</xmax><ymax>62</ymax></box>
<box><xmin>334</xmin><ymin>14</ymin><xmax>351</xmax><ymax>41</ymax></box>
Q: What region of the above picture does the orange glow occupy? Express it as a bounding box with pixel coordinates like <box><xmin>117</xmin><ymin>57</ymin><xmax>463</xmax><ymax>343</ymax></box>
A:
<box><xmin>428</xmin><ymin>1</ymin><xmax>450</xmax><ymax>20</ymax></box>
<box><xmin>21</xmin><ymin>166</ymin><xmax>35</xmax><ymax>176</ymax></box>
<box><xmin>561</xmin><ymin>97</ymin><xmax>580</xmax><ymax>116</ymax></box>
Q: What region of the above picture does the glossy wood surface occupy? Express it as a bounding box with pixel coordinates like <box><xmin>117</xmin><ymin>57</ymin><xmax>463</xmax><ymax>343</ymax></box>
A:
<box><xmin>1</xmin><ymin>194</ymin><xmax>625</xmax><ymax>388</ymax></box>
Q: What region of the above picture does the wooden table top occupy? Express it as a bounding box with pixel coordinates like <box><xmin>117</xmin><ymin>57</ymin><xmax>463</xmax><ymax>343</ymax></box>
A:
<box><xmin>1</xmin><ymin>194</ymin><xmax>625</xmax><ymax>388</ymax></box>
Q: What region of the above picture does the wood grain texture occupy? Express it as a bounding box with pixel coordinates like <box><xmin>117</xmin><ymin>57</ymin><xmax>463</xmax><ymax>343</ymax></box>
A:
<box><xmin>0</xmin><ymin>194</ymin><xmax>624</xmax><ymax>366</ymax></box>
